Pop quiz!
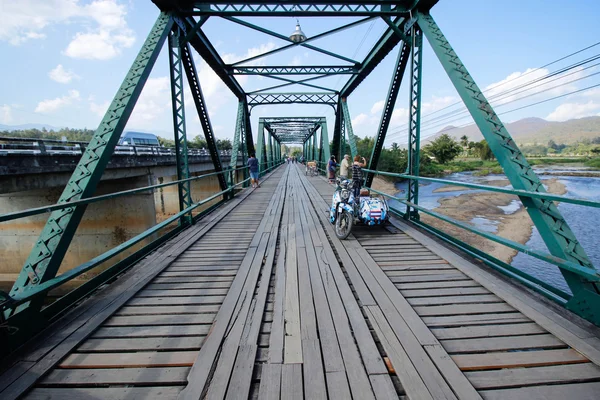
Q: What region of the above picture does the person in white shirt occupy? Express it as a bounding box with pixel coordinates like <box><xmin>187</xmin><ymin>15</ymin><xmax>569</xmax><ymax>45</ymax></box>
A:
<box><xmin>340</xmin><ymin>154</ymin><xmax>350</xmax><ymax>180</ymax></box>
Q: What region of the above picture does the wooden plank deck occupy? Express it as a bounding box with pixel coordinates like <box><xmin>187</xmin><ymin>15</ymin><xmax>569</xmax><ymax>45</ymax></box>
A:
<box><xmin>1</xmin><ymin>163</ymin><xmax>599</xmax><ymax>400</ymax></box>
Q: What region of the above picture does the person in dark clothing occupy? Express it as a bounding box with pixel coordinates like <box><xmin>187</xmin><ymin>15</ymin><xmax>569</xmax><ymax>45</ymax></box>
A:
<box><xmin>327</xmin><ymin>155</ymin><xmax>337</xmax><ymax>183</ymax></box>
<box><xmin>248</xmin><ymin>154</ymin><xmax>260</xmax><ymax>188</ymax></box>
<box><xmin>352</xmin><ymin>155</ymin><xmax>367</xmax><ymax>198</ymax></box>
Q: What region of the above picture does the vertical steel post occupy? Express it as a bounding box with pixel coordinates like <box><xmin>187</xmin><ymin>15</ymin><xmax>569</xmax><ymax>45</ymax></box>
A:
<box><xmin>365</xmin><ymin>39</ymin><xmax>410</xmax><ymax>187</ymax></box>
<box><xmin>180</xmin><ymin>42</ymin><xmax>227</xmax><ymax>192</ymax></box>
<box><xmin>6</xmin><ymin>13</ymin><xmax>173</xmax><ymax>318</ymax></box>
<box><xmin>331</xmin><ymin>98</ymin><xmax>342</xmax><ymax>161</ymax></box>
<box><xmin>340</xmin><ymin>99</ymin><xmax>358</xmax><ymax>158</ymax></box>
<box><xmin>268</xmin><ymin>130</ymin><xmax>274</xmax><ymax>169</ymax></box>
<box><xmin>256</xmin><ymin>120</ymin><xmax>265</xmax><ymax>175</ymax></box>
<box><xmin>168</xmin><ymin>29</ymin><xmax>193</xmax><ymax>225</ymax></box>
<box><xmin>418</xmin><ymin>12</ymin><xmax>600</xmax><ymax>322</ymax></box>
<box><xmin>406</xmin><ymin>27</ymin><xmax>423</xmax><ymax>220</ymax></box>
<box><xmin>321</xmin><ymin>119</ymin><xmax>331</xmax><ymax>163</ymax></box>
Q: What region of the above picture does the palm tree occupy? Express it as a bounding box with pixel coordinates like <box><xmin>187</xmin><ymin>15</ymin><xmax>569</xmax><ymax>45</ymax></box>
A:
<box><xmin>460</xmin><ymin>135</ymin><xmax>469</xmax><ymax>148</ymax></box>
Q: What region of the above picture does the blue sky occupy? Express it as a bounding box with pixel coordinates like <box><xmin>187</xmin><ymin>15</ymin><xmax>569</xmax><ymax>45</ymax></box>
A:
<box><xmin>1</xmin><ymin>0</ymin><xmax>599</xmax><ymax>146</ymax></box>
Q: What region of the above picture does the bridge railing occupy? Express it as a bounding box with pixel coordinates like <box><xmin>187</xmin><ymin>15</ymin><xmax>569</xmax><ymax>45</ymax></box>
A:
<box><xmin>0</xmin><ymin>161</ymin><xmax>283</xmax><ymax>319</ymax></box>
<box><xmin>0</xmin><ymin>136</ymin><xmax>237</xmax><ymax>157</ymax></box>
<box><xmin>362</xmin><ymin>168</ymin><xmax>600</xmax><ymax>305</ymax></box>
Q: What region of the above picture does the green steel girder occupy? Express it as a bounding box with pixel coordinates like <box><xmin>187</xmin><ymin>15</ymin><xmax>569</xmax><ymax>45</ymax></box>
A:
<box><xmin>331</xmin><ymin>97</ymin><xmax>342</xmax><ymax>161</ymax></box>
<box><xmin>262</xmin><ymin>117</ymin><xmax>324</xmax><ymax>144</ymax></box>
<box><xmin>248</xmin><ymin>92</ymin><xmax>337</xmax><ymax>108</ymax></box>
<box><xmin>249</xmin><ymin>75</ymin><xmax>338</xmax><ymax>94</ymax></box>
<box><xmin>180</xmin><ymin>41</ymin><xmax>228</xmax><ymax>192</ymax></box>
<box><xmin>243</xmin><ymin>98</ymin><xmax>256</xmax><ymax>156</ymax></box>
<box><xmin>320</xmin><ymin>121</ymin><xmax>331</xmax><ymax>163</ymax></box>
<box><xmin>340</xmin><ymin>99</ymin><xmax>358</xmax><ymax>158</ymax></box>
<box><xmin>406</xmin><ymin>27</ymin><xmax>423</xmax><ymax>220</ymax></box>
<box><xmin>256</xmin><ymin>120</ymin><xmax>266</xmax><ymax>173</ymax></box>
<box><xmin>230</xmin><ymin>17</ymin><xmax>375</xmax><ymax>66</ymax></box>
<box><xmin>175</xmin><ymin>16</ymin><xmax>245</xmax><ymax>99</ymax></box>
<box><xmin>268</xmin><ymin>130</ymin><xmax>274</xmax><ymax>168</ymax></box>
<box><xmin>229</xmin><ymin>100</ymin><xmax>245</xmax><ymax>171</ymax></box>
<box><xmin>366</xmin><ymin>39</ymin><xmax>410</xmax><ymax>187</ymax></box>
<box><xmin>168</xmin><ymin>30</ymin><xmax>193</xmax><ymax>225</ymax></box>
<box><xmin>222</xmin><ymin>16</ymin><xmax>358</xmax><ymax>64</ymax></box>
<box><xmin>418</xmin><ymin>11</ymin><xmax>600</xmax><ymax>323</ymax></box>
<box><xmin>5</xmin><ymin>13</ymin><xmax>174</xmax><ymax>318</ymax></box>
<box><xmin>174</xmin><ymin>1</ymin><xmax>425</xmax><ymax>16</ymax></box>
<box><xmin>229</xmin><ymin>66</ymin><xmax>358</xmax><ymax>75</ymax></box>
<box><xmin>341</xmin><ymin>16</ymin><xmax>407</xmax><ymax>97</ymax></box>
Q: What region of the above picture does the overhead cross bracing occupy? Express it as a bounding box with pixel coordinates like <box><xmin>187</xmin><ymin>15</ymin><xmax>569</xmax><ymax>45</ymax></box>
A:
<box><xmin>262</xmin><ymin>117</ymin><xmax>324</xmax><ymax>144</ymax></box>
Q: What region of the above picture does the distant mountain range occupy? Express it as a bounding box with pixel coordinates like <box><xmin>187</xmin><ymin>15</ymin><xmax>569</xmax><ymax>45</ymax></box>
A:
<box><xmin>428</xmin><ymin>116</ymin><xmax>600</xmax><ymax>145</ymax></box>
<box><xmin>0</xmin><ymin>123</ymin><xmax>62</xmax><ymax>132</ymax></box>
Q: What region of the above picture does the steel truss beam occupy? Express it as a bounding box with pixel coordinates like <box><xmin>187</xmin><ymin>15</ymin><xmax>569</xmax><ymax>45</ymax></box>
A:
<box><xmin>418</xmin><ymin>11</ymin><xmax>600</xmax><ymax>323</ymax></box>
<box><xmin>341</xmin><ymin>16</ymin><xmax>407</xmax><ymax>97</ymax></box>
<box><xmin>231</xmin><ymin>17</ymin><xmax>375</xmax><ymax>66</ymax></box>
<box><xmin>340</xmin><ymin>99</ymin><xmax>358</xmax><ymax>158</ymax></box>
<box><xmin>243</xmin><ymin>98</ymin><xmax>255</xmax><ymax>156</ymax></box>
<box><xmin>331</xmin><ymin>97</ymin><xmax>342</xmax><ymax>160</ymax></box>
<box><xmin>262</xmin><ymin>117</ymin><xmax>324</xmax><ymax>144</ymax></box>
<box><xmin>180</xmin><ymin>41</ymin><xmax>228</xmax><ymax>192</ymax></box>
<box><xmin>248</xmin><ymin>92</ymin><xmax>337</xmax><ymax>108</ymax></box>
<box><xmin>175</xmin><ymin>17</ymin><xmax>245</xmax><ymax>99</ymax></box>
<box><xmin>366</xmin><ymin>39</ymin><xmax>410</xmax><ymax>187</ymax></box>
<box><xmin>229</xmin><ymin>100</ymin><xmax>245</xmax><ymax>173</ymax></box>
<box><xmin>6</xmin><ymin>13</ymin><xmax>174</xmax><ymax>318</ymax></box>
<box><xmin>406</xmin><ymin>27</ymin><xmax>423</xmax><ymax>219</ymax></box>
<box><xmin>181</xmin><ymin>2</ymin><xmax>420</xmax><ymax>16</ymax></box>
<box><xmin>229</xmin><ymin>66</ymin><xmax>358</xmax><ymax>75</ymax></box>
<box><xmin>249</xmin><ymin>75</ymin><xmax>338</xmax><ymax>94</ymax></box>
<box><xmin>169</xmin><ymin>30</ymin><xmax>193</xmax><ymax>224</ymax></box>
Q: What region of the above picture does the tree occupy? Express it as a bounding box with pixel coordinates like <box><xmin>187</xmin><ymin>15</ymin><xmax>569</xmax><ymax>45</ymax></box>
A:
<box><xmin>478</xmin><ymin>140</ymin><xmax>495</xmax><ymax>160</ymax></box>
<box><xmin>423</xmin><ymin>134</ymin><xmax>462</xmax><ymax>164</ymax></box>
<box><xmin>217</xmin><ymin>138</ymin><xmax>232</xmax><ymax>150</ymax></box>
<box><xmin>460</xmin><ymin>135</ymin><xmax>469</xmax><ymax>148</ymax></box>
<box><xmin>188</xmin><ymin>136</ymin><xmax>207</xmax><ymax>149</ymax></box>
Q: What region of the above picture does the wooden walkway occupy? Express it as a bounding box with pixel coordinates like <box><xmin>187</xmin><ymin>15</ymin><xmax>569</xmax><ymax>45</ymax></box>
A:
<box><xmin>1</xmin><ymin>164</ymin><xmax>600</xmax><ymax>399</ymax></box>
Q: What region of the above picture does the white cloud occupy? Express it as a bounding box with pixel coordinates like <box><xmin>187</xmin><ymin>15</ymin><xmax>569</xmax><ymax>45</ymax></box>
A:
<box><xmin>127</xmin><ymin>77</ymin><xmax>170</xmax><ymax>128</ymax></box>
<box><xmin>35</xmin><ymin>90</ymin><xmax>80</xmax><ymax>113</ymax></box>
<box><xmin>546</xmin><ymin>100</ymin><xmax>600</xmax><ymax>121</ymax></box>
<box><xmin>90</xmin><ymin>100</ymin><xmax>110</xmax><ymax>117</ymax></box>
<box><xmin>0</xmin><ymin>0</ymin><xmax>135</xmax><ymax>60</ymax></box>
<box><xmin>370</xmin><ymin>100</ymin><xmax>385</xmax><ymax>115</ymax></box>
<box><xmin>0</xmin><ymin>105</ymin><xmax>13</xmax><ymax>123</ymax></box>
<box><xmin>352</xmin><ymin>113</ymin><xmax>369</xmax><ymax>126</ymax></box>
<box><xmin>49</xmin><ymin>64</ymin><xmax>79</xmax><ymax>83</ymax></box>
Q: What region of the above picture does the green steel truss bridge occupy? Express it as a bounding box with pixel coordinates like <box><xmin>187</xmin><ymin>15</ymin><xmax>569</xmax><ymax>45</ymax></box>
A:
<box><xmin>1</xmin><ymin>1</ymin><xmax>600</xmax><ymax>399</ymax></box>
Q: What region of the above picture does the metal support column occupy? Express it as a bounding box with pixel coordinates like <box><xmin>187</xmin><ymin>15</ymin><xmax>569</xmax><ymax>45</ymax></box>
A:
<box><xmin>168</xmin><ymin>29</ymin><xmax>193</xmax><ymax>225</ymax></box>
<box><xmin>365</xmin><ymin>39</ymin><xmax>410</xmax><ymax>187</ymax></box>
<box><xmin>418</xmin><ymin>11</ymin><xmax>600</xmax><ymax>323</ymax></box>
<box><xmin>268</xmin><ymin>131</ymin><xmax>274</xmax><ymax>169</ymax></box>
<box><xmin>406</xmin><ymin>27</ymin><xmax>423</xmax><ymax>220</ymax></box>
<box><xmin>256</xmin><ymin>120</ymin><xmax>265</xmax><ymax>174</ymax></box>
<box><xmin>229</xmin><ymin>101</ymin><xmax>245</xmax><ymax>192</ymax></box>
<box><xmin>331</xmin><ymin>98</ymin><xmax>342</xmax><ymax>161</ymax></box>
<box><xmin>243</xmin><ymin>98</ymin><xmax>255</xmax><ymax>157</ymax></box>
<box><xmin>6</xmin><ymin>13</ymin><xmax>173</xmax><ymax>318</ymax></box>
<box><xmin>340</xmin><ymin>99</ymin><xmax>358</xmax><ymax>158</ymax></box>
<box><xmin>181</xmin><ymin>42</ymin><xmax>227</xmax><ymax>191</ymax></box>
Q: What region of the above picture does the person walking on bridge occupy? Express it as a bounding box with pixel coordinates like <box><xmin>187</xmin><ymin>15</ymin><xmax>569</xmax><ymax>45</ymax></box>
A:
<box><xmin>352</xmin><ymin>155</ymin><xmax>367</xmax><ymax>198</ymax></box>
<box><xmin>248</xmin><ymin>153</ymin><xmax>260</xmax><ymax>188</ymax></box>
<box><xmin>340</xmin><ymin>154</ymin><xmax>350</xmax><ymax>180</ymax></box>
<box><xmin>328</xmin><ymin>155</ymin><xmax>338</xmax><ymax>184</ymax></box>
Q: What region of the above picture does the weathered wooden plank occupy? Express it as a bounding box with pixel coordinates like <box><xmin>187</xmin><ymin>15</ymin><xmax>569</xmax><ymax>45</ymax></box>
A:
<box><xmin>25</xmin><ymin>387</ymin><xmax>182</xmax><ymax>400</ymax></box>
<box><xmin>408</xmin><ymin>294</ymin><xmax>501</xmax><ymax>306</ymax></box>
<box><xmin>281</xmin><ymin>363</ymin><xmax>303</xmax><ymax>400</ymax></box>
<box><xmin>115</xmin><ymin>305</ymin><xmax>220</xmax><ymax>315</ymax></box>
<box><xmin>135</xmin><ymin>288</ymin><xmax>229</xmax><ymax>297</ymax></box>
<box><xmin>284</xmin><ymin>220</ymin><xmax>303</xmax><ymax>363</ymax></box>
<box><xmin>258</xmin><ymin>363</ymin><xmax>281</xmax><ymax>400</ymax></box>
<box><xmin>40</xmin><ymin>366</ymin><xmax>189</xmax><ymax>386</ymax></box>
<box><xmin>388</xmin><ymin>273</ymin><xmax>468</xmax><ymax>282</ymax></box>
<box><xmin>401</xmin><ymin>287</ymin><xmax>488</xmax><ymax>297</ymax></box>
<box><xmin>442</xmin><ymin>334</ymin><xmax>566</xmax><ymax>353</ymax></box>
<box><xmin>422</xmin><ymin>313</ymin><xmax>530</xmax><ymax>327</ymax></box>
<box><xmin>144</xmin><ymin>282</ymin><xmax>231</xmax><ymax>290</ymax></box>
<box><xmin>396</xmin><ymin>280</ymin><xmax>479</xmax><ymax>290</ymax></box>
<box><xmin>369</xmin><ymin>374</ymin><xmax>399</xmax><ymax>400</ymax></box>
<box><xmin>92</xmin><ymin>325</ymin><xmax>210</xmax><ymax>338</ymax></box>
<box><xmin>159</xmin><ymin>271</ymin><xmax>236</xmax><ymax>277</ymax></box>
<box><xmin>480</xmin><ymin>381</ymin><xmax>600</xmax><ymax>400</ymax></box>
<box><xmin>453</xmin><ymin>349</ymin><xmax>588</xmax><ymax>371</ymax></box>
<box><xmin>466</xmin><ymin>362</ymin><xmax>600</xmax><ymax>390</ymax></box>
<box><xmin>415</xmin><ymin>303</ymin><xmax>516</xmax><ymax>316</ymax></box>
<box><xmin>268</xmin><ymin>226</ymin><xmax>287</xmax><ymax>364</ymax></box>
<box><xmin>152</xmin><ymin>276</ymin><xmax>234</xmax><ymax>283</ymax></box>
<box><xmin>59</xmin><ymin>351</ymin><xmax>198</xmax><ymax>368</ymax></box>
<box><xmin>126</xmin><ymin>295</ymin><xmax>226</xmax><ymax>306</ymax></box>
<box><xmin>302</xmin><ymin>339</ymin><xmax>327</xmax><ymax>400</ymax></box>
<box><xmin>385</xmin><ymin>269</ymin><xmax>463</xmax><ymax>277</ymax></box>
<box><xmin>326</xmin><ymin>371</ymin><xmax>353</xmax><ymax>400</ymax></box>
<box><xmin>432</xmin><ymin>322</ymin><xmax>547</xmax><ymax>340</ymax></box>
<box><xmin>77</xmin><ymin>336</ymin><xmax>204</xmax><ymax>352</ymax></box>
<box><xmin>104</xmin><ymin>314</ymin><xmax>216</xmax><ymax>326</ymax></box>
<box><xmin>364</xmin><ymin>306</ymin><xmax>433</xmax><ymax>400</ymax></box>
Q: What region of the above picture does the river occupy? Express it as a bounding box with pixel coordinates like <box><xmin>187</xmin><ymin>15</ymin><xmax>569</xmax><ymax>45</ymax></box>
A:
<box><xmin>389</xmin><ymin>167</ymin><xmax>600</xmax><ymax>294</ymax></box>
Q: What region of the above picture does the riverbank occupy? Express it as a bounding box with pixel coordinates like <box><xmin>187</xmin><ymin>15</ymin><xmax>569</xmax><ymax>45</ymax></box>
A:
<box><xmin>420</xmin><ymin>178</ymin><xmax>567</xmax><ymax>264</ymax></box>
<box><xmin>371</xmin><ymin>176</ymin><xmax>400</xmax><ymax>195</ymax></box>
